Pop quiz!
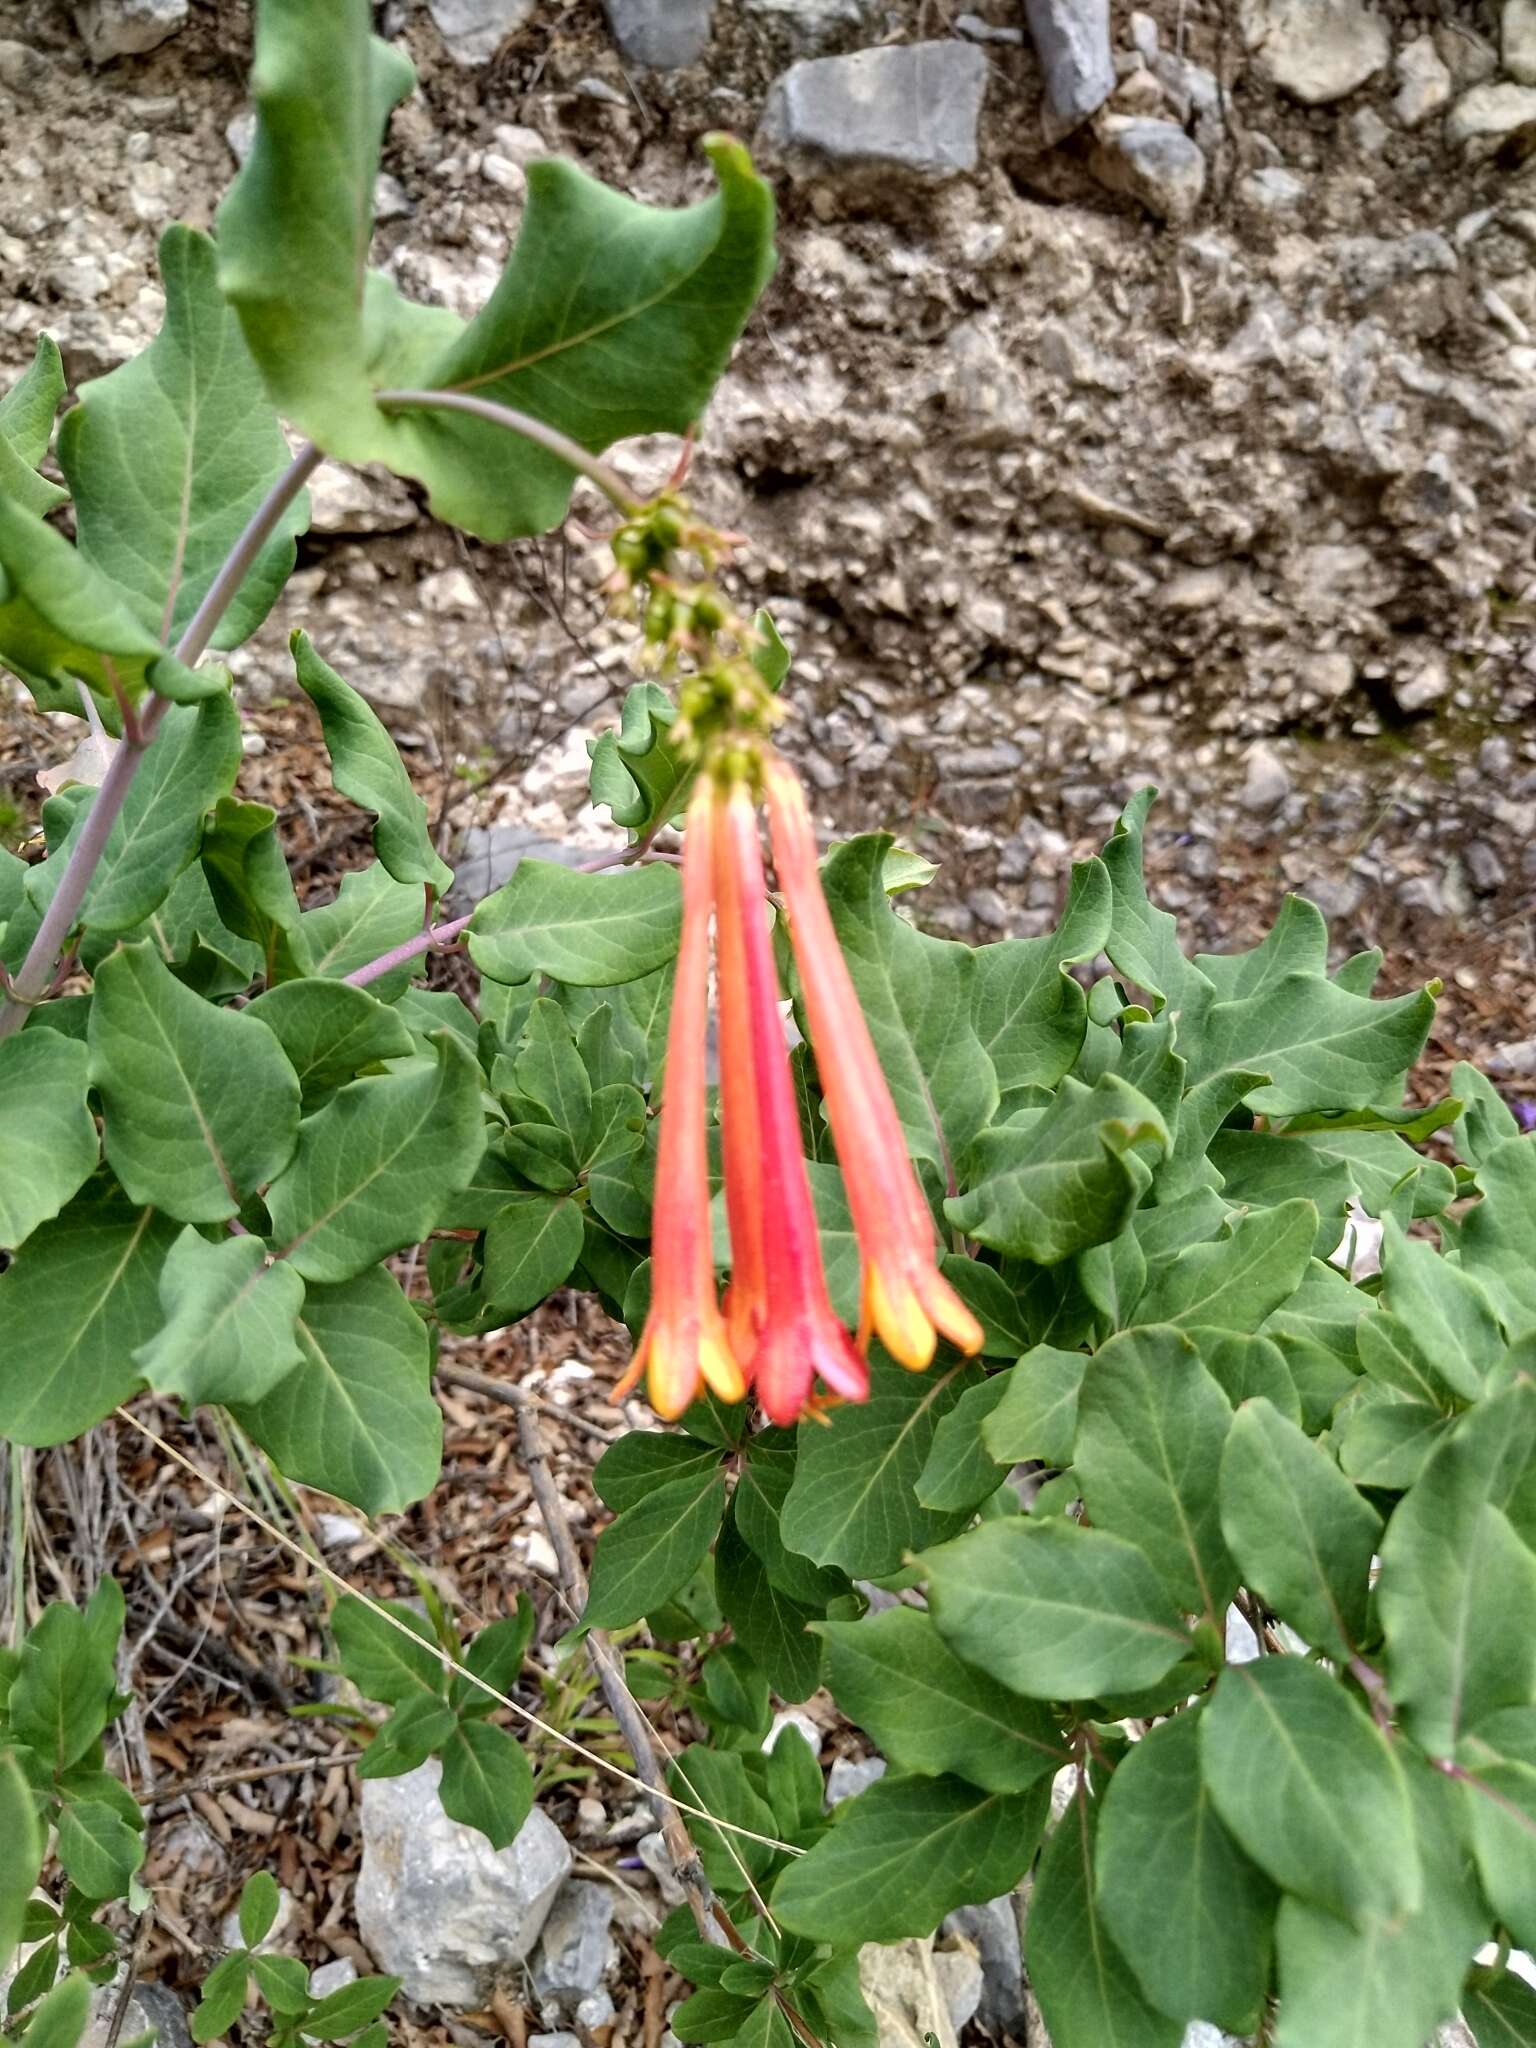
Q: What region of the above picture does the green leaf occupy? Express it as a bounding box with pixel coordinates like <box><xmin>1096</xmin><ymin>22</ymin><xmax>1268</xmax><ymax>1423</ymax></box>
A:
<box><xmin>1074</xmin><ymin>1324</ymin><xmax>1237</xmax><ymax>1618</ymax></box>
<box><xmin>1377</xmin><ymin>1384</ymin><xmax>1536</xmax><ymax>1755</ymax></box>
<box><xmin>28</xmin><ymin>695</ymin><xmax>242</xmax><ymax>938</ymax></box>
<box><xmin>1192</xmin><ymin>1327</ymin><xmax>1301</xmax><ymax>1424</ymax></box>
<box><xmin>266</xmin><ymin>1032</ymin><xmax>482</xmax><ymax>1281</ymax></box>
<box><xmin>437</xmin><ymin>1720</ymin><xmax>533</xmax><ymax>1851</ymax></box>
<box><xmin>8</xmin><ymin>1937</ymin><xmax>61</xmax><ymax>2020</ymax></box>
<box><xmin>972</xmin><ymin>859</ymin><xmax>1111</xmax><ymax>1093</ymax></box>
<box><xmin>57</xmin><ymin>226</ymin><xmax>305</xmax><ymax>651</ymax></box>
<box><xmin>1099</xmin><ymin>789</ymin><xmax>1215</xmax><ymax>1023</ymax></box>
<box><xmin>1378</xmin><ymin>1215</ymin><xmax>1505</xmax><ymax>1401</ymax></box>
<box><xmin>55</xmin><ymin>1799</ymin><xmax>143</xmax><ymax>1901</ymax></box>
<box><xmin>0</xmin><ymin>490</ymin><xmax>214</xmax><ymax>716</ymax></box>
<box><xmin>1455</xmin><ymin>1060</ymin><xmax>1522</xmax><ymax>1168</ymax></box>
<box><xmin>593</xmin><ymin>1431</ymin><xmax>723</xmax><ymax>1514</ymax></box>
<box><xmin>245</xmin><ymin>979</ymin><xmax>414</xmax><ymax>1095</ymax></box>
<box><xmin>514</xmin><ymin>999</ymin><xmax>591</xmax><ymax>1156</ymax></box>
<box><xmin>356</xmin><ymin>1695</ymin><xmax>458</xmax><ymax>1779</ymax></box>
<box><xmin>1466</xmin><ymin>1971</ymin><xmax>1536</xmax><ymax>2046</ymax></box>
<box><xmin>0</xmin><ymin>335</ymin><xmax>67</xmax><ymax>518</ymax></box>
<box><xmin>1199</xmin><ymin>1656</ymin><xmax>1420</xmax><ymax>1926</ymax></box>
<box><xmin>232</xmin><ymin>1265</ymin><xmax>442</xmax><ymax>1514</ymax></box>
<box><xmin>19</xmin><ymin>1974</ymin><xmax>94</xmax><ymax>2048</ymax></box>
<box><xmin>239</xmin><ymin>1870</ymin><xmax>282</xmax><ymax>1950</ymax></box>
<box><xmin>665</xmin><ymin>1745</ymin><xmax>779</xmax><ymax>1890</ymax></box>
<box><xmin>773</xmin><ymin>1773</ymin><xmax>1050</xmax><ymax>1946</ymax></box>
<box><xmin>947</xmin><ymin>1074</ymin><xmax>1168</xmax><ymax>1264</ymax></box>
<box><xmin>1336</xmin><ymin>1387</ymin><xmax>1457</xmax><ymax>1490</ymax></box>
<box><xmin>589</xmin><ymin>682</ymin><xmax>689</xmax><ymax>842</ymax></box>
<box><xmin>133</xmin><ymin>1226</ymin><xmax>305</xmax><ymax>1407</ymax></box>
<box><xmin>191</xmin><ymin>1953</ymin><xmax>251</xmax><ymax>2043</ymax></box>
<box><xmin>715</xmin><ymin>1504</ymin><xmax>824</xmax><ymax>1703</ymax></box>
<box><xmin>1220</xmin><ymin>1397</ymin><xmax>1383</xmax><ymax>1657</ymax></box>
<box><xmin>0</xmin><ymin>1752</ymin><xmax>44</xmax><ymax>1974</ymax></box>
<box><xmin>200</xmin><ymin>796</ymin><xmax>302</xmax><ymax>950</ymax></box>
<box><xmin>454</xmin><ymin>1601</ymin><xmax>535</xmax><ymax>1715</ymax></box>
<box><xmin>291</xmin><ymin>632</ymin><xmax>451</xmax><ymax>891</ymax></box>
<box><xmin>471</xmin><ymin>860</ymin><xmax>682</xmax><ymax>988</ymax></box>
<box><xmin>250</xmin><ymin>1953</ymin><xmax>310</xmax><ymax>2014</ymax></box>
<box><xmin>297</xmin><ymin>1974</ymin><xmax>399</xmax><ymax>2042</ymax></box>
<box><xmin>982</xmin><ymin>1344</ymin><xmax>1086</xmax><ymax>1467</ymax></box>
<box><xmin>584</xmin><ymin>1467</ymin><xmax>729</xmax><ymax>1629</ymax></box>
<box><xmin>90</xmin><ymin>941</ymin><xmax>299</xmax><ymax>1223</ymax></box>
<box><xmin>0</xmin><ymin>1032</ymin><xmax>98</xmax><ymax>1250</ymax></box>
<box><xmin>1096</xmin><ymin>1710</ymin><xmax>1274</xmax><ymax>2031</ymax></box>
<box><xmin>818</xmin><ymin>1606</ymin><xmax>1068</xmax><ymax>1793</ymax></box>
<box><xmin>331</xmin><ymin>1595</ymin><xmax>441</xmax><ymax>1705</ymax></box>
<box><xmin>287</xmin><ymin>861</ymin><xmax>425</xmax><ymax>991</ymax></box>
<box><xmin>1458</xmin><ymin>1708</ymin><xmax>1536</xmax><ymax>1953</ymax></box>
<box><xmin>818</xmin><ymin>834</ymin><xmax>996</xmax><ymax>1171</ymax></box>
<box><xmin>1136</xmin><ymin>1199</ymin><xmax>1317</xmax><ymax>1332</ymax></box>
<box><xmin>1195</xmin><ymin>971</ymin><xmax>1436</xmax><ymax>1116</ymax></box>
<box><xmin>0</xmin><ymin>1194</ymin><xmax>179</xmax><ymax>1444</ymax></box>
<box><xmin>1196</xmin><ymin>892</ymin><xmax>1332</xmax><ymax>999</ymax></box>
<box><xmin>1026</xmin><ymin>1780</ymin><xmax>1183</xmax><ymax>2048</ymax></box>
<box><xmin>1462</xmin><ymin>1135</ymin><xmax>1536</xmax><ymax>1340</ymax></box>
<box><xmin>1356</xmin><ymin>1308</ymin><xmax>1461</xmax><ymax>1410</ymax></box>
<box><xmin>216</xmin><ymin>0</ymin><xmax>772</xmax><ymax>540</ymax></box>
<box><xmin>922</xmin><ymin>1516</ymin><xmax>1191</xmax><ymax>1700</ymax></box>
<box><xmin>1272</xmin><ymin>1760</ymin><xmax>1488</xmax><ymax>2048</ymax></box>
<box><xmin>701</xmin><ymin>1642</ymin><xmax>771</xmax><ymax>1734</ymax></box>
<box><xmin>779</xmin><ymin>1357</ymin><xmax>982</xmax><ymax>1579</ymax></box>
<box><xmin>915</xmin><ymin>1373</ymin><xmax>1011</xmax><ymax>1512</ymax></box>
<box><xmin>482</xmin><ymin>1194</ymin><xmax>584</xmax><ymax>1320</ymax></box>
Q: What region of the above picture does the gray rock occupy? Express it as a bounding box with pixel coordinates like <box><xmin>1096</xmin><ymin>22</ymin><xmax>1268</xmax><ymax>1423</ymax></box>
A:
<box><xmin>452</xmin><ymin>827</ymin><xmax>592</xmax><ymax>909</ymax></box>
<box><xmin>955</xmin><ymin>14</ymin><xmax>1024</xmax><ymax>45</ymax></box>
<box><xmin>763</xmin><ymin>1708</ymin><xmax>822</xmax><ymax>1755</ymax></box>
<box><xmin>637</xmin><ymin>1831</ymin><xmax>686</xmax><ymax>1905</ymax></box>
<box><xmin>220</xmin><ymin>1886</ymin><xmax>295</xmax><ymax>1953</ymax></box>
<box><xmin>577</xmin><ymin>1990</ymin><xmax>618</xmax><ymax>2031</ymax></box>
<box><xmin>744</xmin><ymin>0</ymin><xmax>867</xmax><ymax>37</ymax></box>
<box><xmin>356</xmin><ymin>1762</ymin><xmax>571</xmax><ymax>2006</ymax></box>
<box><xmin>73</xmin><ymin>0</ymin><xmax>187</xmax><ymax>61</ymax></box>
<box><xmin>1240</xmin><ymin>0</ymin><xmax>1390</xmax><ymax>104</ymax></box>
<box><xmin>826</xmin><ymin>1755</ymin><xmax>886</xmax><ymax>1805</ymax></box>
<box><xmin>531</xmin><ymin>1881</ymin><xmax>617</xmax><ymax>2015</ymax></box>
<box><xmin>941</xmin><ymin>1898</ymin><xmax>1024</xmax><ymax>2032</ymax></box>
<box><xmin>1021</xmin><ymin>0</ymin><xmax>1114</xmax><ymax>137</ymax></box>
<box><xmin>530</xmin><ymin>2034</ymin><xmax>582</xmax><ymax>2048</ymax></box>
<box><xmin>1241</xmin><ymin>166</ymin><xmax>1307</xmax><ymax>210</ymax></box>
<box><xmin>427</xmin><ymin>0</ymin><xmax>535</xmax><ymax>66</ymax></box>
<box><xmin>1090</xmin><ymin>115</ymin><xmax>1206</xmax><ymax>223</ymax></box>
<box><xmin>308</xmin><ymin>1960</ymin><xmax>358</xmax><ymax>2000</ymax></box>
<box><xmin>1181</xmin><ymin>2026</ymin><xmax>1248</xmax><ymax>2048</ymax></box>
<box><xmin>81</xmin><ymin>1984</ymin><xmax>194</xmax><ymax>2048</ymax></box>
<box><xmin>1447</xmin><ymin>80</ymin><xmax>1536</xmax><ymax>147</ymax></box>
<box><xmin>1240</xmin><ymin>742</ymin><xmax>1291</xmax><ymax>813</ymax></box>
<box><xmin>760</xmin><ymin>41</ymin><xmax>988</xmax><ymax>176</ymax></box>
<box><xmin>1506</xmin><ymin>0</ymin><xmax>1536</xmax><ymax>85</ymax></box>
<box><xmin>1393</xmin><ymin>34</ymin><xmax>1452</xmax><ymax>126</ymax></box>
<box><xmin>1337</xmin><ymin>230</ymin><xmax>1457</xmax><ymax>304</ymax></box>
<box><xmin>604</xmin><ymin>0</ymin><xmax>714</xmax><ymax>68</ymax></box>
<box><xmin>1467</xmin><ymin>841</ymin><xmax>1508</xmax><ymax>895</ymax></box>
<box><xmin>1436</xmin><ymin>23</ymin><xmax>1500</xmax><ymax>88</ymax></box>
<box><xmin>858</xmin><ymin>1939</ymin><xmax>983</xmax><ymax>2048</ymax></box>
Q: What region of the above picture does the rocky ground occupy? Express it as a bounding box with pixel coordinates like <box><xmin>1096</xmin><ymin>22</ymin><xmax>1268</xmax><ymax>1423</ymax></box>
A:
<box><xmin>2</xmin><ymin>0</ymin><xmax>1536</xmax><ymax>2043</ymax></box>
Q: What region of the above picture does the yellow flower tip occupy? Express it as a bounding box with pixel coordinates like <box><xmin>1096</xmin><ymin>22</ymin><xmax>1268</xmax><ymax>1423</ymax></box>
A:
<box><xmin>699</xmin><ymin>1328</ymin><xmax>749</xmax><ymax>1406</ymax></box>
<box><xmin>865</xmin><ymin>1265</ymin><xmax>939</xmax><ymax>1374</ymax></box>
<box><xmin>612</xmin><ymin>1335</ymin><xmax>650</xmax><ymax>1404</ymax></box>
<box><xmin>931</xmin><ymin>1282</ymin><xmax>986</xmax><ymax>1360</ymax></box>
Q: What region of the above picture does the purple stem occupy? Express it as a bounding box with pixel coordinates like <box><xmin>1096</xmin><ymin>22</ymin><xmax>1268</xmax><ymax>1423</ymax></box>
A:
<box><xmin>342</xmin><ymin>843</ymin><xmax>650</xmax><ymax>990</ymax></box>
<box><xmin>0</xmin><ymin>443</ymin><xmax>323</xmax><ymax>1042</ymax></box>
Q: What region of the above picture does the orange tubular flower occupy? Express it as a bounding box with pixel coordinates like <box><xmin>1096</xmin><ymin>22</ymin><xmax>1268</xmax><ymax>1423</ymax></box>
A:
<box><xmin>717</xmin><ymin>777</ymin><xmax>868</xmax><ymax>1425</ymax></box>
<box><xmin>712</xmin><ymin>784</ymin><xmax>768</xmax><ymax>1371</ymax></box>
<box><xmin>614</xmin><ymin>783</ymin><xmax>746</xmax><ymax>1420</ymax></box>
<box><xmin>762</xmin><ymin>756</ymin><xmax>984</xmax><ymax>1373</ymax></box>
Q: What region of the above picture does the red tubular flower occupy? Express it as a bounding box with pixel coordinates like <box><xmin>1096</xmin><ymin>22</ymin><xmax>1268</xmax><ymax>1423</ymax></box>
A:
<box><xmin>614</xmin><ymin>782</ymin><xmax>746</xmax><ymax>1420</ymax></box>
<box><xmin>762</xmin><ymin>756</ymin><xmax>984</xmax><ymax>1373</ymax></box>
<box><xmin>716</xmin><ymin>777</ymin><xmax>868</xmax><ymax>1425</ymax></box>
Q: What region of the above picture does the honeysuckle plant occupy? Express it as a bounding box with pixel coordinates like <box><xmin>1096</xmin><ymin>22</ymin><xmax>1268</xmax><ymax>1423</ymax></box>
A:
<box><xmin>2</xmin><ymin>5</ymin><xmax>1536</xmax><ymax>2048</ymax></box>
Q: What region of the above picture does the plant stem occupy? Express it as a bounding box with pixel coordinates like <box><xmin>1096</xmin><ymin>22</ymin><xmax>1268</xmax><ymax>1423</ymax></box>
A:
<box><xmin>374</xmin><ymin>389</ymin><xmax>644</xmax><ymax>517</ymax></box>
<box><xmin>342</xmin><ymin>841</ymin><xmax>653</xmax><ymax>989</ymax></box>
<box><xmin>0</xmin><ymin>442</ymin><xmax>323</xmax><ymax>1041</ymax></box>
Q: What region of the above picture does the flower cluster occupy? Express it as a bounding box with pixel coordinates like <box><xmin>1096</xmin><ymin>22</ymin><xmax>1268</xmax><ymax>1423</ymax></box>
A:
<box><xmin>617</xmin><ymin>758</ymin><xmax>983</xmax><ymax>1426</ymax></box>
